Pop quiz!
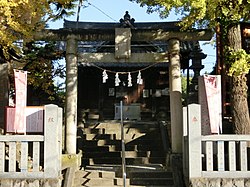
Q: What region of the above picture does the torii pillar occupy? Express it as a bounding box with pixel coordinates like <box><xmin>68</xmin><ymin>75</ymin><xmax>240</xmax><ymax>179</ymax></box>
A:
<box><xmin>65</xmin><ymin>35</ymin><xmax>78</xmax><ymax>154</ymax></box>
<box><xmin>168</xmin><ymin>38</ymin><xmax>183</xmax><ymax>153</ymax></box>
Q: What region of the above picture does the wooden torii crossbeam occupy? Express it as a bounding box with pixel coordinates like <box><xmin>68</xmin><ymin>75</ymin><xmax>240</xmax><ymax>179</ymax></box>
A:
<box><xmin>35</xmin><ymin>28</ymin><xmax>213</xmax><ymax>42</ymax></box>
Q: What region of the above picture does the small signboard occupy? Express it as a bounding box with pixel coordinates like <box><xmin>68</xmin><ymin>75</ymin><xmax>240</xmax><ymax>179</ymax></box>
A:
<box><xmin>26</xmin><ymin>107</ymin><xmax>44</xmax><ymax>133</ymax></box>
<box><xmin>5</xmin><ymin>106</ymin><xmax>44</xmax><ymax>134</ymax></box>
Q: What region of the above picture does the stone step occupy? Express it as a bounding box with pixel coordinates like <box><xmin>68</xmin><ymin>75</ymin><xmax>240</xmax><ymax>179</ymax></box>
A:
<box><xmin>74</xmin><ymin>173</ymin><xmax>174</xmax><ymax>187</ymax></box>
<box><xmin>74</xmin><ymin>177</ymin><xmax>130</xmax><ymax>186</ymax></box>
<box><xmin>82</xmin><ymin>139</ymin><xmax>121</xmax><ymax>147</ymax></box>
<box><xmin>82</xmin><ymin>136</ymin><xmax>162</xmax><ymax>146</ymax></box>
<box><xmin>81</xmin><ymin>143</ymin><xmax>164</xmax><ymax>152</ymax></box>
<box><xmin>83</xmin><ymin>164</ymin><xmax>168</xmax><ymax>176</ymax></box>
<box><xmin>76</xmin><ymin>120</ymin><xmax>174</xmax><ymax>186</ymax></box>
<box><xmin>130</xmin><ymin>178</ymin><xmax>174</xmax><ymax>186</ymax></box>
<box><xmin>84</xmin><ymin>164</ymin><xmax>120</xmax><ymax>172</ymax></box>
<box><xmin>84</xmin><ymin>151</ymin><xmax>165</xmax><ymax>158</ymax></box>
<box><xmin>80</xmin><ymin>185</ymin><xmax>173</xmax><ymax>187</ymax></box>
<box><xmin>82</xmin><ymin>133</ymin><xmax>146</xmax><ymax>141</ymax></box>
<box><xmin>129</xmin><ymin>186</ymin><xmax>174</xmax><ymax>187</ymax></box>
<box><xmin>125</xmin><ymin>137</ymin><xmax>162</xmax><ymax>144</ymax></box>
<box><xmin>82</xmin><ymin>128</ymin><xmax>105</xmax><ymax>134</ymax></box>
<box><xmin>75</xmin><ymin>170</ymin><xmax>116</xmax><ymax>179</ymax></box>
<box><xmin>76</xmin><ymin>166</ymin><xmax>174</xmax><ymax>187</ymax></box>
<box><xmin>127</xmin><ymin>170</ymin><xmax>173</xmax><ymax>178</ymax></box>
<box><xmin>84</xmin><ymin>121</ymin><xmax>159</xmax><ymax>129</ymax></box>
<box><xmin>83</xmin><ymin>125</ymin><xmax>158</xmax><ymax>131</ymax></box>
<box><xmin>81</xmin><ymin>139</ymin><xmax>162</xmax><ymax>147</ymax></box>
<box><xmin>85</xmin><ymin>164</ymin><xmax>164</xmax><ymax>172</ymax></box>
<box><xmin>83</xmin><ymin>157</ymin><xmax>166</xmax><ymax>166</ymax></box>
<box><xmin>82</xmin><ymin>134</ymin><xmax>116</xmax><ymax>140</ymax></box>
<box><xmin>83</xmin><ymin>127</ymin><xmax>158</xmax><ymax>135</ymax></box>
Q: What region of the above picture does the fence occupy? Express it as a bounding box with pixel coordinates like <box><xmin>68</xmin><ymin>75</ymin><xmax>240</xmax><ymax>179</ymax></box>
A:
<box><xmin>183</xmin><ymin>104</ymin><xmax>250</xmax><ymax>180</ymax></box>
<box><xmin>0</xmin><ymin>105</ymin><xmax>62</xmax><ymax>184</ymax></box>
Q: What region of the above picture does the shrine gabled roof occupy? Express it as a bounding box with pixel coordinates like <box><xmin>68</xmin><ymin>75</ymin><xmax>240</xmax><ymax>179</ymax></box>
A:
<box><xmin>63</xmin><ymin>19</ymin><xmax>181</xmax><ymax>31</ymax></box>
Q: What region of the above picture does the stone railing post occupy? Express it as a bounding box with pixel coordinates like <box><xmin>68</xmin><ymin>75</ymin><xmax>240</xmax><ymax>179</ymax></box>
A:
<box><xmin>44</xmin><ymin>104</ymin><xmax>62</xmax><ymax>179</ymax></box>
<box><xmin>187</xmin><ymin>104</ymin><xmax>202</xmax><ymax>178</ymax></box>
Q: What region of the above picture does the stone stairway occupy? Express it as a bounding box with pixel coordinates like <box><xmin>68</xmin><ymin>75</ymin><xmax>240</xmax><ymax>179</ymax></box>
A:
<box><xmin>74</xmin><ymin>170</ymin><xmax>129</xmax><ymax>187</ymax></box>
<box><xmin>75</xmin><ymin>120</ymin><xmax>175</xmax><ymax>187</ymax></box>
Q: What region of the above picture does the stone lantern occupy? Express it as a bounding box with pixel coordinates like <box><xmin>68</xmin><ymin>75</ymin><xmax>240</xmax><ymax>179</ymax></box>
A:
<box><xmin>188</xmin><ymin>42</ymin><xmax>207</xmax><ymax>103</ymax></box>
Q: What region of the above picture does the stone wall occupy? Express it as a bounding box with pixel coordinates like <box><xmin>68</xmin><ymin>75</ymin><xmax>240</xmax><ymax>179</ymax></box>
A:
<box><xmin>0</xmin><ymin>178</ymin><xmax>62</xmax><ymax>187</ymax></box>
<box><xmin>190</xmin><ymin>178</ymin><xmax>250</xmax><ymax>187</ymax></box>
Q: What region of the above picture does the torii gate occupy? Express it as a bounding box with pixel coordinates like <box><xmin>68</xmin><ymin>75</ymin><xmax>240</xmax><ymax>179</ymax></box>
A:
<box><xmin>36</xmin><ymin>17</ymin><xmax>212</xmax><ymax>155</ymax></box>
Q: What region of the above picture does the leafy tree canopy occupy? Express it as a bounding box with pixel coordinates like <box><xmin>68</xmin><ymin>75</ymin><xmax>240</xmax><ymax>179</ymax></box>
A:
<box><xmin>23</xmin><ymin>41</ymin><xmax>65</xmax><ymax>94</ymax></box>
<box><xmin>130</xmin><ymin>0</ymin><xmax>250</xmax><ymax>29</ymax></box>
<box><xmin>0</xmin><ymin>0</ymin><xmax>77</xmax><ymax>56</ymax></box>
<box><xmin>130</xmin><ymin>0</ymin><xmax>250</xmax><ymax>76</ymax></box>
<box><xmin>0</xmin><ymin>0</ymin><xmax>75</xmax><ymax>103</ymax></box>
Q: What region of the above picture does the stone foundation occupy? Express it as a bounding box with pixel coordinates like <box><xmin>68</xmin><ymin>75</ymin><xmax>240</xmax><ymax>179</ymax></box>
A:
<box><xmin>190</xmin><ymin>178</ymin><xmax>250</xmax><ymax>187</ymax></box>
<box><xmin>0</xmin><ymin>178</ymin><xmax>62</xmax><ymax>187</ymax></box>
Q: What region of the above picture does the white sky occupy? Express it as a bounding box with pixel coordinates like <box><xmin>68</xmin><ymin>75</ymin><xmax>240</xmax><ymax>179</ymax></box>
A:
<box><xmin>49</xmin><ymin>0</ymin><xmax>216</xmax><ymax>74</ymax></box>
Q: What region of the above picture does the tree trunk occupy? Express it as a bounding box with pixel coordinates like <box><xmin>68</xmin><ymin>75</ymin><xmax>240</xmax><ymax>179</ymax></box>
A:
<box><xmin>0</xmin><ymin>63</ymin><xmax>9</xmax><ymax>133</ymax></box>
<box><xmin>228</xmin><ymin>24</ymin><xmax>250</xmax><ymax>134</ymax></box>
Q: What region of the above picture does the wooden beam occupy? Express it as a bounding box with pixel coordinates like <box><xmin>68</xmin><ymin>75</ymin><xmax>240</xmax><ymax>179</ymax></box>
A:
<box><xmin>61</xmin><ymin>154</ymin><xmax>81</xmax><ymax>170</ymax></box>
<box><xmin>62</xmin><ymin>153</ymin><xmax>81</xmax><ymax>187</ymax></box>
<box><xmin>78</xmin><ymin>52</ymin><xmax>169</xmax><ymax>63</ymax></box>
<box><xmin>35</xmin><ymin>28</ymin><xmax>213</xmax><ymax>42</ymax></box>
<box><xmin>132</xmin><ymin>29</ymin><xmax>213</xmax><ymax>41</ymax></box>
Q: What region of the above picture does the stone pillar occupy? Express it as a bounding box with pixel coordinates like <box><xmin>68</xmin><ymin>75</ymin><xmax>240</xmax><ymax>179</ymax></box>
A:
<box><xmin>169</xmin><ymin>39</ymin><xmax>183</xmax><ymax>153</ymax></box>
<box><xmin>65</xmin><ymin>35</ymin><xmax>78</xmax><ymax>154</ymax></box>
<box><xmin>0</xmin><ymin>63</ymin><xmax>8</xmax><ymax>133</ymax></box>
<box><xmin>44</xmin><ymin>104</ymin><xmax>62</xmax><ymax>178</ymax></box>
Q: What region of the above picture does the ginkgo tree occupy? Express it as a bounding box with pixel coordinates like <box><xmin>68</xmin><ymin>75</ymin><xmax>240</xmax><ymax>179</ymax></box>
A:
<box><xmin>0</xmin><ymin>0</ymin><xmax>81</xmax><ymax>108</ymax></box>
<box><xmin>0</xmin><ymin>0</ymin><xmax>77</xmax><ymax>56</ymax></box>
<box><xmin>130</xmin><ymin>0</ymin><xmax>250</xmax><ymax>134</ymax></box>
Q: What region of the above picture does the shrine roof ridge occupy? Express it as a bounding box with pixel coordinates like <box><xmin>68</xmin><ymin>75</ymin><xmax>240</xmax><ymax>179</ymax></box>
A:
<box><xmin>63</xmin><ymin>19</ymin><xmax>182</xmax><ymax>31</ymax></box>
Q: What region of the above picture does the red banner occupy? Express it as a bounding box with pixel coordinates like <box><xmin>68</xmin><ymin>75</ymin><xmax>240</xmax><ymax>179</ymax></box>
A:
<box><xmin>199</xmin><ymin>75</ymin><xmax>222</xmax><ymax>134</ymax></box>
<box><xmin>13</xmin><ymin>70</ymin><xmax>27</xmax><ymax>133</ymax></box>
